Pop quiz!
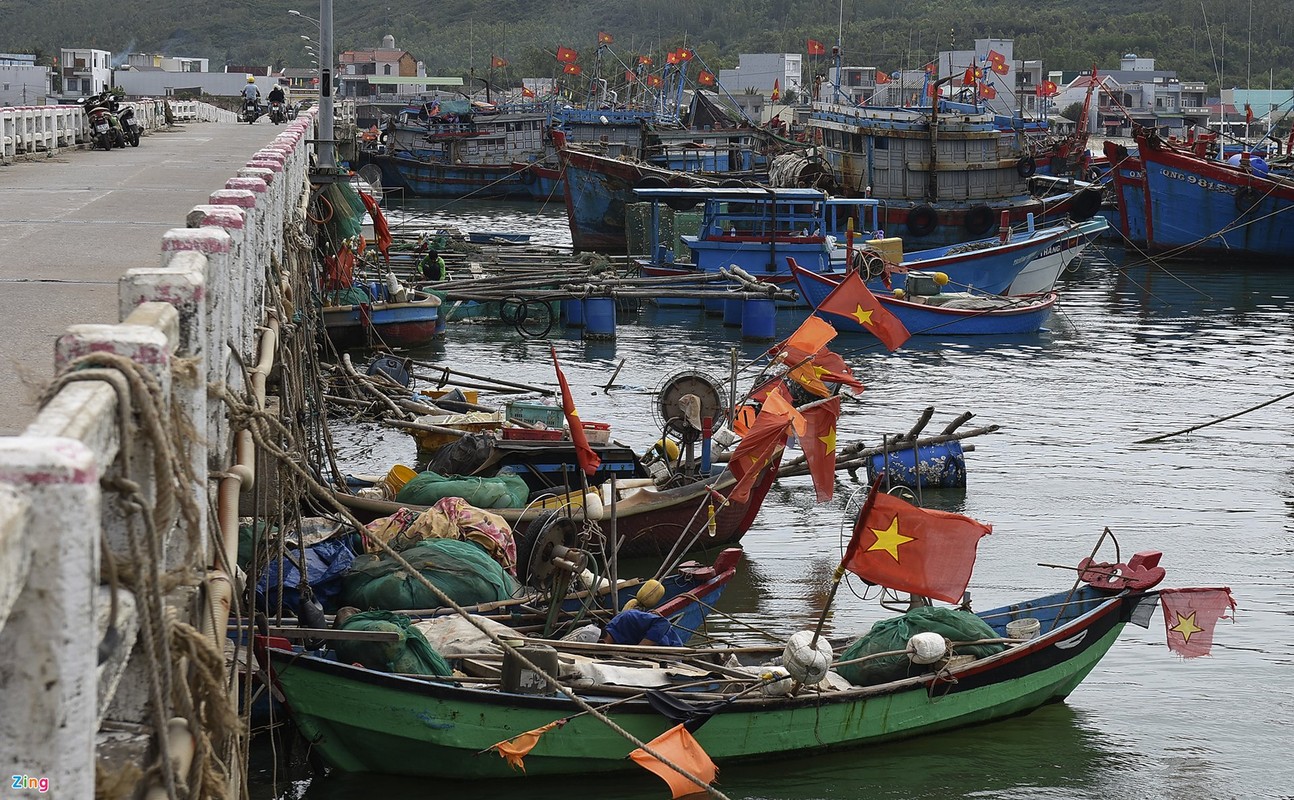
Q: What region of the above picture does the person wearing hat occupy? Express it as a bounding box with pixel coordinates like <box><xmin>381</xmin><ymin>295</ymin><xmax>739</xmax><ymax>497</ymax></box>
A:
<box><xmin>241</xmin><ymin>75</ymin><xmax>261</xmax><ymax>103</ymax></box>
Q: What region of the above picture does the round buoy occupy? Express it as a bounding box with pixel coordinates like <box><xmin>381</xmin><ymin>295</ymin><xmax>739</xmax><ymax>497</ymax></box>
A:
<box><xmin>932</xmin><ymin>272</ymin><xmax>950</xmax><ymax>286</ymax></box>
<box><xmin>906</xmin><ymin>631</ymin><xmax>949</xmax><ymax>665</ymax></box>
<box><xmin>782</xmin><ymin>631</ymin><xmax>834</xmax><ymax>685</ymax></box>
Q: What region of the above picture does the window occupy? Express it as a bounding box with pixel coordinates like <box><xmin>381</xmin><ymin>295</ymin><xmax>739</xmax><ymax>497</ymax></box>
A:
<box><xmin>384</xmin><ymin>64</ymin><xmax>392</xmax><ymax>75</ymax></box>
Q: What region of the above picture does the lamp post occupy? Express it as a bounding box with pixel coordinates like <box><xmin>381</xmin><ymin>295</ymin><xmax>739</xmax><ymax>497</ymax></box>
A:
<box><xmin>289</xmin><ymin>6</ymin><xmax>334</xmax><ymax>169</ymax></box>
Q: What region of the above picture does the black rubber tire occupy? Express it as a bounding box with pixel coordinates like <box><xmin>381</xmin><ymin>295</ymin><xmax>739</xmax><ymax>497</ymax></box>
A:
<box><xmin>635</xmin><ymin>175</ymin><xmax>669</xmax><ymax>189</ymax></box>
<box><xmin>1017</xmin><ymin>155</ymin><xmax>1037</xmax><ymax>179</ymax></box>
<box><xmin>498</xmin><ymin>297</ymin><xmax>527</xmax><ymax>325</ymax></box>
<box><xmin>1069</xmin><ymin>188</ymin><xmax>1103</xmax><ymax>221</ymax></box>
<box><xmin>964</xmin><ymin>205</ymin><xmax>996</xmax><ymax>236</ymax></box>
<box><xmin>906</xmin><ymin>205</ymin><xmax>938</xmax><ymax>237</ymax></box>
<box><xmin>666</xmin><ymin>196</ymin><xmax>699</xmax><ymax>211</ymax></box>
<box><xmin>130</xmin><ymin>130</ymin><xmax>140</xmax><ymax>147</ymax></box>
<box><xmin>515</xmin><ymin>301</ymin><xmax>554</xmax><ymax>338</ymax></box>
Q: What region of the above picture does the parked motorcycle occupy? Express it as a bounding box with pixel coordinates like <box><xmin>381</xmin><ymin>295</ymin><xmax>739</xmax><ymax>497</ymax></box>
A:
<box><xmin>83</xmin><ymin>94</ymin><xmax>125</xmax><ymax>150</ymax></box>
<box><xmin>116</xmin><ymin>103</ymin><xmax>142</xmax><ymax>147</ymax></box>
<box><xmin>268</xmin><ymin>100</ymin><xmax>287</xmax><ymax>125</ymax></box>
<box><xmin>242</xmin><ymin>98</ymin><xmax>262</xmax><ymax>124</ymax></box>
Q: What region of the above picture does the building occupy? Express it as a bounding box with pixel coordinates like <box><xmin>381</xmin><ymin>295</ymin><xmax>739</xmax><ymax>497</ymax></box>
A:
<box><xmin>718</xmin><ymin>53</ymin><xmax>803</xmax><ymax>106</ymax></box>
<box><xmin>281</xmin><ymin>67</ymin><xmax>319</xmax><ymax>104</ymax></box>
<box><xmin>939</xmin><ymin>39</ymin><xmax>1019</xmax><ymax>116</ymax></box>
<box><xmin>59</xmin><ymin>48</ymin><xmax>113</xmax><ymax>98</ymax></box>
<box><xmin>125</xmin><ymin>53</ymin><xmax>208</xmax><ymax>73</ymax></box>
<box><xmin>338</xmin><ymin>34</ymin><xmax>421</xmax><ymax>98</ymax></box>
<box><xmin>1051</xmin><ymin>55</ymin><xmax>1212</xmax><ymax>138</ymax></box>
<box><xmin>0</xmin><ymin>54</ymin><xmax>53</xmax><ymax>105</ymax></box>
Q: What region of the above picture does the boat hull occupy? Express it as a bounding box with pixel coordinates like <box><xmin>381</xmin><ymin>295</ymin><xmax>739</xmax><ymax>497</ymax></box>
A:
<box><xmin>562</xmin><ymin>147</ymin><xmax>707</xmax><ymax>251</ymax></box>
<box><xmin>265</xmin><ymin>588</ymin><xmax>1137</xmax><ymax>777</ymax></box>
<box><xmin>360</xmin><ymin>152</ymin><xmax>559</xmax><ymax>201</ymax></box>
<box><xmin>323</xmin><ymin>300</ymin><xmax>440</xmax><ymax>350</ymax></box>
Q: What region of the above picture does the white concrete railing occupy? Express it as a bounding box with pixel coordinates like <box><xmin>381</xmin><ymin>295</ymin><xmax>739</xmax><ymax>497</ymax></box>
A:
<box><xmin>1</xmin><ymin>99</ymin><xmax>238</xmax><ymax>161</ymax></box>
<box><xmin>0</xmin><ymin>110</ymin><xmax>318</xmax><ymax>797</ymax></box>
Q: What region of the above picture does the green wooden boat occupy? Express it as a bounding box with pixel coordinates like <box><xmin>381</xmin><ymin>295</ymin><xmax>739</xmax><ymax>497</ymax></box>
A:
<box><xmin>261</xmin><ymin>583</ymin><xmax>1159</xmax><ymax>778</ymax></box>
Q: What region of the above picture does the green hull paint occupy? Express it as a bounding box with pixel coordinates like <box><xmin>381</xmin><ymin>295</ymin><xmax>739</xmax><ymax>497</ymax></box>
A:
<box><xmin>274</xmin><ymin>620</ymin><xmax>1128</xmax><ymax>778</ymax></box>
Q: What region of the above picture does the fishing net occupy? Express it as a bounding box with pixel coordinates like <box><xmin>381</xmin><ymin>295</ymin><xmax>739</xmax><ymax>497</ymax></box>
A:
<box><xmin>395</xmin><ymin>469</ymin><xmax>529</xmax><ymax>509</ymax></box>
<box><xmin>332</xmin><ymin>610</ymin><xmax>452</xmax><ymax>676</ymax></box>
<box><xmin>835</xmin><ymin>606</ymin><xmax>1005</xmax><ymax>687</ymax></box>
<box><xmin>341</xmin><ymin>538</ymin><xmax>518</xmax><ymax>611</ymax></box>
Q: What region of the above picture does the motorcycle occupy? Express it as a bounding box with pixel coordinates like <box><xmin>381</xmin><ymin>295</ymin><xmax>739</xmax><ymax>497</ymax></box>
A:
<box><xmin>116</xmin><ymin>103</ymin><xmax>142</xmax><ymax>147</ymax></box>
<box><xmin>242</xmin><ymin>98</ymin><xmax>262</xmax><ymax>124</ymax></box>
<box><xmin>268</xmin><ymin>100</ymin><xmax>287</xmax><ymax>125</ymax></box>
<box><xmin>83</xmin><ymin>95</ymin><xmax>124</xmax><ymax>150</ymax></box>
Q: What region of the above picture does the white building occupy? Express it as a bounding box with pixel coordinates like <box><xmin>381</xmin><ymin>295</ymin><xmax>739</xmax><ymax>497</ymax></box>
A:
<box><xmin>59</xmin><ymin>47</ymin><xmax>113</xmax><ymax>98</ymax></box>
<box><xmin>718</xmin><ymin>53</ymin><xmax>802</xmax><ymax>103</ymax></box>
<box><xmin>0</xmin><ymin>54</ymin><xmax>53</xmax><ymax>106</ymax></box>
<box><xmin>939</xmin><ymin>38</ymin><xmax>1018</xmax><ymax>116</ymax></box>
<box><xmin>125</xmin><ymin>53</ymin><xmax>209</xmax><ymax>73</ymax></box>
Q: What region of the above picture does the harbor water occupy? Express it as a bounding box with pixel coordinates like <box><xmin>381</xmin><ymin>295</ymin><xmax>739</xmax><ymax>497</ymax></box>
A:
<box><xmin>257</xmin><ymin>200</ymin><xmax>1294</xmax><ymax>799</ymax></box>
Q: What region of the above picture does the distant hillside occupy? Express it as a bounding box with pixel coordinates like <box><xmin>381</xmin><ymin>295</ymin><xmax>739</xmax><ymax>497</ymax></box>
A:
<box><xmin>5</xmin><ymin>0</ymin><xmax>1293</xmax><ymax>94</ymax></box>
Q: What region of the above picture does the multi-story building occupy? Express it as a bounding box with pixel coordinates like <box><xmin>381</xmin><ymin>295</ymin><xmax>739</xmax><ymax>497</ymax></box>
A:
<box><xmin>337</xmin><ymin>35</ymin><xmax>419</xmax><ymax>98</ymax></box>
<box><xmin>718</xmin><ymin>53</ymin><xmax>803</xmax><ymax>105</ymax></box>
<box><xmin>59</xmin><ymin>48</ymin><xmax>113</xmax><ymax>99</ymax></box>
<box><xmin>125</xmin><ymin>53</ymin><xmax>208</xmax><ymax>73</ymax></box>
<box><xmin>1052</xmin><ymin>55</ymin><xmax>1212</xmax><ymax>138</ymax></box>
<box><xmin>0</xmin><ymin>53</ymin><xmax>52</xmax><ymax>105</ymax></box>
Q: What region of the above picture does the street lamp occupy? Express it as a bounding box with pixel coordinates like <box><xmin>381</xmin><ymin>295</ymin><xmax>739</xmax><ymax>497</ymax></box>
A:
<box><xmin>288</xmin><ymin>9</ymin><xmax>320</xmax><ymax>24</ymax></box>
<box><xmin>289</xmin><ymin>2</ymin><xmax>335</xmax><ymax>169</ymax></box>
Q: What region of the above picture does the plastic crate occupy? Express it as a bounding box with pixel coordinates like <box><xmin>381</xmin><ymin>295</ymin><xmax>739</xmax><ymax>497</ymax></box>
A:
<box><xmin>506</xmin><ymin>400</ymin><xmax>565</xmax><ymax>429</ymax></box>
<box><xmin>582</xmin><ymin>421</ymin><xmax>611</xmax><ymax>445</ymax></box>
<box><xmin>502</xmin><ymin>427</ymin><xmax>563</xmax><ymax>441</ymax></box>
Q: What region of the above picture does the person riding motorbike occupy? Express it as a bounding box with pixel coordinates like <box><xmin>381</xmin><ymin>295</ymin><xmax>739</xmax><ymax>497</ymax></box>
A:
<box><xmin>267</xmin><ymin>83</ymin><xmax>286</xmax><ymax>105</ymax></box>
<box><xmin>241</xmin><ymin>76</ymin><xmax>262</xmax><ymax>122</ymax></box>
<box><xmin>267</xmin><ymin>83</ymin><xmax>287</xmax><ymax>123</ymax></box>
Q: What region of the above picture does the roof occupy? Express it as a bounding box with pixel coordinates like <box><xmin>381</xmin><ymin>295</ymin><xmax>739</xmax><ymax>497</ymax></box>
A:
<box><xmin>363</xmin><ymin>75</ymin><xmax>463</xmax><ymax>86</ymax></box>
<box><xmin>339</xmin><ymin>49</ymin><xmax>411</xmax><ymax>64</ymax></box>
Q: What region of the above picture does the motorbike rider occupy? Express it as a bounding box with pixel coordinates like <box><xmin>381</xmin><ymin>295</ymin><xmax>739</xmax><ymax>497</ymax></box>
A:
<box><xmin>267</xmin><ymin>82</ymin><xmax>286</xmax><ymax>105</ymax></box>
<box><xmin>242</xmin><ymin>76</ymin><xmax>262</xmax><ymax>114</ymax></box>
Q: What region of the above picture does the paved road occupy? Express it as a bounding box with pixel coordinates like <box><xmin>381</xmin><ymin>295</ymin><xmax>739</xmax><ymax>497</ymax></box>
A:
<box><xmin>0</xmin><ymin>120</ymin><xmax>285</xmax><ymax>435</ymax></box>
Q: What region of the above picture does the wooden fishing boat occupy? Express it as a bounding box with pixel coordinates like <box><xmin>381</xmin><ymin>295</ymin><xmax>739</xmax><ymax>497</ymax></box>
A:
<box><xmin>791</xmin><ymin>261</ymin><xmax>1057</xmax><ymax>336</ymax></box>
<box><xmin>322</xmin><ymin>293</ymin><xmax>442</xmax><ymax>350</ymax></box>
<box><xmin>333</xmin><ymin>455</ymin><xmax>780</xmax><ymax>560</ymax></box>
<box><xmin>259</xmin><ymin>579</ymin><xmax>1159</xmax><ymax>778</ymax></box>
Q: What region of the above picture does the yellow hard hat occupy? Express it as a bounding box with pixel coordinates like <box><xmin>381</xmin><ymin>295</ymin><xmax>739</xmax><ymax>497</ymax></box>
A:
<box><xmin>649</xmin><ymin>438</ymin><xmax>680</xmax><ymax>463</ymax></box>
<box><xmin>246</xmin><ymin>75</ymin><xmax>256</xmax><ymax>83</ymax></box>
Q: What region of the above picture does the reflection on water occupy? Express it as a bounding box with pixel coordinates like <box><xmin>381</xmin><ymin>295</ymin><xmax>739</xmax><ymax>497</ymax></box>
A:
<box><xmin>265</xmin><ymin>207</ymin><xmax>1294</xmax><ymax>798</ymax></box>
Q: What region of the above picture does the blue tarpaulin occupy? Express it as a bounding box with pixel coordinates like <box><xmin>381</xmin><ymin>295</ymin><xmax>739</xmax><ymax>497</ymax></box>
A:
<box><xmin>256</xmin><ymin>538</ymin><xmax>356</xmax><ymax>614</ymax></box>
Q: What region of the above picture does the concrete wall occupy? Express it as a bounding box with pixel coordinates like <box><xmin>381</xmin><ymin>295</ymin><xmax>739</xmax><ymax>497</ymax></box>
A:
<box><xmin>0</xmin><ymin>107</ymin><xmax>316</xmax><ymax>797</ymax></box>
<box><xmin>0</xmin><ymin>100</ymin><xmax>237</xmax><ymax>161</ymax></box>
<box><xmin>0</xmin><ymin>65</ymin><xmax>53</xmax><ymax>106</ymax></box>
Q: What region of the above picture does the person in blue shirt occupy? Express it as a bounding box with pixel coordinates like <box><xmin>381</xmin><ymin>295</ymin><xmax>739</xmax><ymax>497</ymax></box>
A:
<box><xmin>601</xmin><ymin>609</ymin><xmax>685</xmax><ymax>647</ymax></box>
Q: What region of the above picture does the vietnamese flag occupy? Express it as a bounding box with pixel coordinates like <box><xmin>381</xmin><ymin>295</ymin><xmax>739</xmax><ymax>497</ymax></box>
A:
<box><xmin>875</xmin><ymin>70</ymin><xmax>892</xmax><ymax>85</ymax></box>
<box><xmin>698</xmin><ymin>70</ymin><xmax>716</xmax><ymax>86</ymax></box>
<box><xmin>1159</xmin><ymin>588</ymin><xmax>1236</xmax><ymax>658</ymax></box>
<box><xmin>816</xmin><ymin>269</ymin><xmax>910</xmax><ymax>351</ymax></box>
<box><xmin>776</xmin><ymin>314</ymin><xmax>837</xmax><ymax>365</ymax></box>
<box><xmin>802</xmin><ymin>396</ymin><xmax>841</xmax><ymax>501</ymax></box>
<box><xmin>491</xmin><ymin>55</ymin><xmax>508</xmax><ymax>69</ymax></box>
<box><xmin>979</xmin><ymin>83</ymin><xmax>997</xmax><ymax>100</ymax></box>
<box><xmin>771</xmin><ymin>78</ymin><xmax>781</xmax><ymax>102</ymax></box>
<box><xmin>812</xmin><ymin>349</ymin><xmax>865</xmax><ymax>394</ymax></box>
<box><xmin>563</xmin><ymin>63</ymin><xmax>583</xmax><ymax>76</ymax></box>
<box><xmin>638</xmin><ymin>54</ymin><xmax>653</xmax><ymax>66</ymax></box>
<box><xmin>677</xmin><ymin>48</ymin><xmax>693</xmax><ymax>62</ymax></box>
<box><xmin>666</xmin><ymin>51</ymin><xmax>681</xmax><ymax>65</ymax></box>
<box><xmin>357</xmin><ymin>190</ymin><xmax>391</xmax><ymax>264</ymax></box>
<box><xmin>550</xmin><ymin>345</ymin><xmax>600</xmax><ymax>477</ymax></box>
<box><xmin>760</xmin><ymin>382</ymin><xmax>806</xmax><ymax>437</ymax></box>
<box><xmin>962</xmin><ymin>67</ymin><xmax>977</xmax><ymax>87</ymax></box>
<box><xmin>807</xmin><ymin>39</ymin><xmax>826</xmax><ymax>56</ymax></box>
<box><xmin>629</xmin><ymin>724</ymin><xmax>718</xmax><ymax>799</ymax></box>
<box><xmin>844</xmin><ymin>491</ymin><xmax>992</xmax><ymax>603</ymax></box>
<box><xmin>728</xmin><ymin>409</ymin><xmax>791</xmax><ymax>504</ymax></box>
<box><xmin>598</xmin><ymin>31</ymin><xmax>615</xmax><ymax>45</ymax></box>
<box><xmin>1041</xmin><ymin>79</ymin><xmax>1059</xmax><ymax>97</ymax></box>
<box><xmin>521</xmin><ymin>86</ymin><xmax>536</xmax><ymax>98</ymax></box>
<box><xmin>646</xmin><ymin>74</ymin><xmax>663</xmax><ymax>88</ymax></box>
<box><xmin>987</xmin><ymin>50</ymin><xmax>1010</xmax><ymax>75</ymax></box>
<box><xmin>556</xmin><ymin>45</ymin><xmax>579</xmax><ymax>63</ymax></box>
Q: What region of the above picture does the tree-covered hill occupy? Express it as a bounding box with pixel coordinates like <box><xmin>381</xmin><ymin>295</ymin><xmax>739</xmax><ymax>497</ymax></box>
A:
<box><xmin>3</xmin><ymin>0</ymin><xmax>1292</xmax><ymax>94</ymax></box>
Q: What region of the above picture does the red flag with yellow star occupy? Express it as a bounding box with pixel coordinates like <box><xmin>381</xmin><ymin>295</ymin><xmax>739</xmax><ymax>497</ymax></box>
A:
<box><xmin>728</xmin><ymin>410</ymin><xmax>791</xmax><ymax>504</ymax></box>
<box><xmin>1159</xmin><ymin>587</ymin><xmax>1235</xmax><ymax>658</ymax></box>
<box><xmin>817</xmin><ymin>269</ymin><xmax>910</xmax><ymax>351</ymax></box>
<box><xmin>760</xmin><ymin>382</ymin><xmax>806</xmax><ymax>437</ymax></box>
<box><xmin>844</xmin><ymin>491</ymin><xmax>991</xmax><ymax>603</ymax></box>
<box><xmin>776</xmin><ymin>314</ymin><xmax>837</xmax><ymax>364</ymax></box>
<box><xmin>802</xmin><ymin>396</ymin><xmax>841</xmax><ymax>501</ymax></box>
<box><xmin>550</xmin><ymin>345</ymin><xmax>600</xmax><ymax>477</ymax></box>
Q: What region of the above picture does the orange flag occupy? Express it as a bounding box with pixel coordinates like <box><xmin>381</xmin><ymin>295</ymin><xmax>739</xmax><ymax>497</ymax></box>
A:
<box><xmin>844</xmin><ymin>491</ymin><xmax>992</xmax><ymax>603</ymax></box>
<box><xmin>357</xmin><ymin>190</ymin><xmax>391</xmax><ymax>264</ymax></box>
<box><xmin>760</xmin><ymin>382</ymin><xmax>806</xmax><ymax>437</ymax></box>
<box><xmin>563</xmin><ymin>63</ymin><xmax>583</xmax><ymax>75</ymax></box>
<box><xmin>728</xmin><ymin>410</ymin><xmax>791</xmax><ymax>503</ymax></box>
<box><xmin>816</xmin><ymin>269</ymin><xmax>911</xmax><ymax>351</ymax></box>
<box><xmin>521</xmin><ymin>86</ymin><xmax>536</xmax><ymax>98</ymax></box>
<box><xmin>491</xmin><ymin>55</ymin><xmax>508</xmax><ymax>69</ymax></box>
<box><xmin>629</xmin><ymin>724</ymin><xmax>718</xmax><ymax>799</ymax></box>
<box><xmin>491</xmin><ymin>720</ymin><xmax>564</xmax><ymax>771</ymax></box>
<box><xmin>777</xmin><ymin>315</ymin><xmax>837</xmax><ymax>364</ymax></box>
<box><xmin>802</xmin><ymin>396</ymin><xmax>841</xmax><ymax>501</ymax></box>
<box><xmin>550</xmin><ymin>345</ymin><xmax>600</xmax><ymax>477</ymax></box>
<box><xmin>598</xmin><ymin>31</ymin><xmax>615</xmax><ymax>44</ymax></box>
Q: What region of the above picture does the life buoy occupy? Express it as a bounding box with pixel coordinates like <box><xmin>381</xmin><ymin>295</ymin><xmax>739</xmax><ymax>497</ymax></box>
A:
<box><xmin>518</xmin><ymin>165</ymin><xmax>537</xmax><ymax>185</ymax></box>
<box><xmin>1016</xmin><ymin>155</ymin><xmax>1037</xmax><ymax>179</ymax></box>
<box><xmin>905</xmin><ymin>205</ymin><xmax>938</xmax><ymax>237</ymax></box>
<box><xmin>379</xmin><ymin>132</ymin><xmax>389</xmax><ymax>144</ymax></box>
<box><xmin>1068</xmin><ymin>188</ymin><xmax>1103</xmax><ymax>221</ymax></box>
<box><xmin>964</xmin><ymin>205</ymin><xmax>996</xmax><ymax>236</ymax></box>
<box><xmin>1235</xmin><ymin>186</ymin><xmax>1262</xmax><ymax>213</ymax></box>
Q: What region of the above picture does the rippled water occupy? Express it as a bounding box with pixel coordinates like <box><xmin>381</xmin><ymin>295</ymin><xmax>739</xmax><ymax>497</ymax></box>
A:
<box><xmin>260</xmin><ymin>200</ymin><xmax>1294</xmax><ymax>799</ymax></box>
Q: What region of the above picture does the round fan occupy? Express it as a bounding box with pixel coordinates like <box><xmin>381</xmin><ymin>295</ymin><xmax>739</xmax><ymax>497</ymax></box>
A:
<box><xmin>653</xmin><ymin>370</ymin><xmax>726</xmax><ymax>436</ymax></box>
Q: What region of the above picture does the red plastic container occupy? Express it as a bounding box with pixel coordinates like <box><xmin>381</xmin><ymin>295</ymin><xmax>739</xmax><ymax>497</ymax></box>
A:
<box><xmin>581</xmin><ymin>422</ymin><xmax>611</xmax><ymax>444</ymax></box>
<box><xmin>502</xmin><ymin>427</ymin><xmax>563</xmax><ymax>441</ymax></box>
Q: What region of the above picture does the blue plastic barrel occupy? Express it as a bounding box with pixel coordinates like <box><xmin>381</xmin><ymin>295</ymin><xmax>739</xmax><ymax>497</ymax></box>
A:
<box><xmin>583</xmin><ymin>297</ymin><xmax>616</xmax><ymax>339</ymax></box>
<box><xmin>723</xmin><ymin>298</ymin><xmax>743</xmax><ymax>327</ymax></box>
<box><xmin>562</xmin><ymin>299</ymin><xmax>585</xmax><ymax>328</ymax></box>
<box><xmin>866</xmin><ymin>441</ymin><xmax>967</xmax><ymax>490</ymax></box>
<box><xmin>741</xmin><ymin>298</ymin><xmax>777</xmax><ymax>340</ymax></box>
<box><xmin>703</xmin><ymin>298</ymin><xmax>726</xmax><ymax>317</ymax></box>
<box><xmin>433</xmin><ymin>311</ymin><xmax>447</xmax><ymax>337</ymax></box>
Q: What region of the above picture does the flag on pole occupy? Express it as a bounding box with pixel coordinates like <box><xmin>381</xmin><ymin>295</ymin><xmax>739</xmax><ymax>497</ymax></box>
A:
<box><xmin>875</xmin><ymin>70</ymin><xmax>892</xmax><ymax>85</ymax></box>
<box><xmin>646</xmin><ymin>74</ymin><xmax>663</xmax><ymax>88</ymax></box>
<box><xmin>629</xmin><ymin>724</ymin><xmax>718</xmax><ymax>799</ymax></box>
<box><xmin>357</xmin><ymin>191</ymin><xmax>391</xmax><ymax>263</ymax></box>
<box><xmin>491</xmin><ymin>55</ymin><xmax>508</xmax><ymax>69</ymax></box>
<box><xmin>802</xmin><ymin>396</ymin><xmax>841</xmax><ymax>501</ymax></box>
<box><xmin>1040</xmin><ymin>79</ymin><xmax>1059</xmax><ymax>97</ymax></box>
<box><xmin>556</xmin><ymin>46</ymin><xmax>579</xmax><ymax>63</ymax></box>
<box><xmin>677</xmin><ymin>48</ymin><xmax>693</xmax><ymax>61</ymax></box>
<box><xmin>987</xmin><ymin>50</ymin><xmax>1011</xmax><ymax>75</ymax></box>
<box><xmin>491</xmin><ymin>720</ymin><xmax>565</xmax><ymax>772</ymax></box>
<box><xmin>807</xmin><ymin>39</ymin><xmax>826</xmax><ymax>56</ymax></box>
<box><xmin>698</xmin><ymin>70</ymin><xmax>716</xmax><ymax>86</ymax></box>
<box><xmin>771</xmin><ymin>78</ymin><xmax>781</xmax><ymax>102</ymax></box>
<box><xmin>844</xmin><ymin>491</ymin><xmax>992</xmax><ymax>603</ymax></box>
<box><xmin>521</xmin><ymin>85</ymin><xmax>536</xmax><ymax>98</ymax></box>
<box><xmin>1159</xmin><ymin>587</ymin><xmax>1236</xmax><ymax>658</ymax></box>
<box><xmin>666</xmin><ymin>51</ymin><xmax>681</xmax><ymax>65</ymax></box>
<box><xmin>979</xmin><ymin>83</ymin><xmax>998</xmax><ymax>100</ymax></box>
<box><xmin>1245</xmin><ymin>103</ymin><xmax>1255</xmax><ymax>124</ymax></box>
<box><xmin>776</xmin><ymin>313</ymin><xmax>837</xmax><ymax>364</ymax></box>
<box><xmin>728</xmin><ymin>409</ymin><xmax>791</xmax><ymax>503</ymax></box>
<box><xmin>563</xmin><ymin>63</ymin><xmax>583</xmax><ymax>75</ymax></box>
<box><xmin>962</xmin><ymin>67</ymin><xmax>977</xmax><ymax>87</ymax></box>
<box><xmin>550</xmin><ymin>345</ymin><xmax>600</xmax><ymax>477</ymax></box>
<box><xmin>760</xmin><ymin>382</ymin><xmax>806</xmax><ymax>437</ymax></box>
<box><xmin>638</xmin><ymin>54</ymin><xmax>654</xmax><ymax>66</ymax></box>
<box><xmin>815</xmin><ymin>268</ymin><xmax>911</xmax><ymax>351</ymax></box>
<box><xmin>598</xmin><ymin>31</ymin><xmax>615</xmax><ymax>45</ymax></box>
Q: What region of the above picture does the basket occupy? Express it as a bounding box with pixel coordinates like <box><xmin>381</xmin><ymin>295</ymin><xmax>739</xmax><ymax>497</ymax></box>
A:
<box><xmin>409</xmin><ymin>411</ymin><xmax>503</xmax><ymax>452</ymax></box>
<box><xmin>581</xmin><ymin>421</ymin><xmax>611</xmax><ymax>445</ymax></box>
<box><xmin>506</xmin><ymin>400</ymin><xmax>565</xmax><ymax>429</ymax></box>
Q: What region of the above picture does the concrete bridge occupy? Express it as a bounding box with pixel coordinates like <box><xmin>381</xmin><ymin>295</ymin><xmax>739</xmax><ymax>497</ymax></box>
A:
<box><xmin>0</xmin><ymin>104</ymin><xmax>317</xmax><ymax>797</ymax></box>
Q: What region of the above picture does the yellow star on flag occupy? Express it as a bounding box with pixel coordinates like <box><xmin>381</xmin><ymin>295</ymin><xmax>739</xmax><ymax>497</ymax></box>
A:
<box><xmin>866</xmin><ymin>516</ymin><xmax>914</xmax><ymax>561</ymax></box>
<box><xmin>568</xmin><ymin>407</ymin><xmax>580</xmax><ymax>419</ymax></box>
<box><xmin>818</xmin><ymin>428</ymin><xmax>837</xmax><ymax>454</ymax></box>
<box><xmin>1171</xmin><ymin>611</ymin><xmax>1204</xmax><ymax>644</ymax></box>
<box><xmin>812</xmin><ymin>364</ymin><xmax>831</xmax><ymax>378</ymax></box>
<box><xmin>851</xmin><ymin>304</ymin><xmax>874</xmax><ymax>327</ymax></box>
<box><xmin>747</xmin><ymin>453</ymin><xmax>768</xmax><ymax>469</ymax></box>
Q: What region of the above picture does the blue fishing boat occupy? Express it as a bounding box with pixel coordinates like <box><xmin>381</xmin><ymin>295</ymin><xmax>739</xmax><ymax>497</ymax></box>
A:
<box><xmin>791</xmin><ymin>261</ymin><xmax>1057</xmax><ymax>336</ymax></box>
<box><xmin>322</xmin><ymin>291</ymin><xmax>442</xmax><ymax>350</ymax></box>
